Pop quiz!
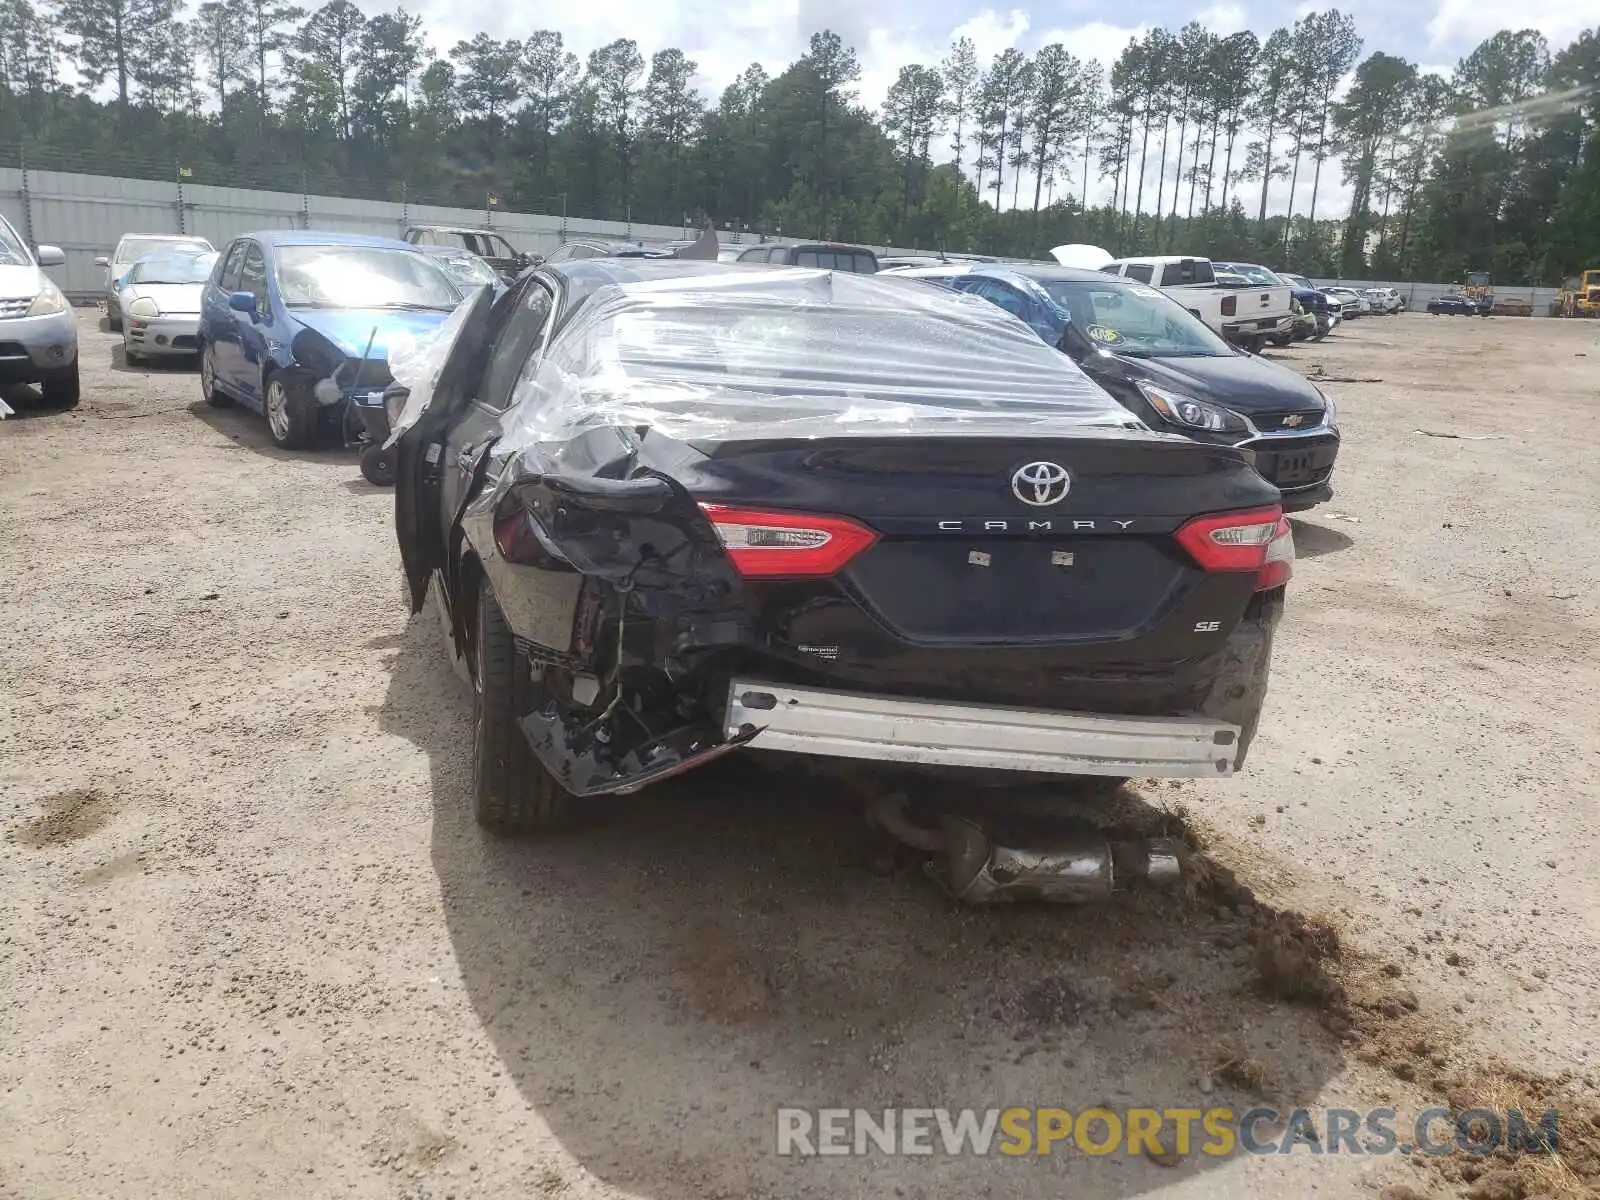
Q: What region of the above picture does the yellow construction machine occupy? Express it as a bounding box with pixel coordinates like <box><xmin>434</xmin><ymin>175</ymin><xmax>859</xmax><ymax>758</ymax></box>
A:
<box><xmin>1553</xmin><ymin>270</ymin><xmax>1600</xmax><ymax>317</ymax></box>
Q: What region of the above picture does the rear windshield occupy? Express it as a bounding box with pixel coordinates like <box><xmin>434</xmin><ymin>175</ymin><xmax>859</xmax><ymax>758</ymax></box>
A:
<box><xmin>502</xmin><ymin>271</ymin><xmax>1140</xmax><ymax>443</ymax></box>
<box><xmin>1170</xmin><ymin>259</ymin><xmax>1215</xmax><ymax>285</ymax></box>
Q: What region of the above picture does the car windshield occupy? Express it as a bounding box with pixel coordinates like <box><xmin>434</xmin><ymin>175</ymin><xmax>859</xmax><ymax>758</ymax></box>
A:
<box><xmin>0</xmin><ymin>220</ymin><xmax>28</xmax><ymax>266</ymax></box>
<box><xmin>1036</xmin><ymin>278</ymin><xmax>1232</xmax><ymax>358</ymax></box>
<box><xmin>1282</xmin><ymin>273</ymin><xmax>1314</xmax><ymax>289</ymax></box>
<box><xmin>276</xmin><ymin>245</ymin><xmax>462</xmax><ymax>310</ymax></box>
<box><xmin>117</xmin><ymin>236</ymin><xmax>209</xmax><ymax>265</ymax></box>
<box><xmin>130</xmin><ymin>251</ymin><xmax>217</xmax><ymax>284</ymax></box>
<box><xmin>1216</xmin><ymin>263</ymin><xmax>1281</xmax><ymax>286</ymax></box>
<box><xmin>429</xmin><ymin>252</ymin><xmax>499</xmax><ymax>288</ymax></box>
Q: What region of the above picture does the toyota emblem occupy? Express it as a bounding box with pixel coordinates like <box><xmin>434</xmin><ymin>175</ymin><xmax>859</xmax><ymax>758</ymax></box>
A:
<box><xmin>1011</xmin><ymin>461</ymin><xmax>1072</xmax><ymax>506</ymax></box>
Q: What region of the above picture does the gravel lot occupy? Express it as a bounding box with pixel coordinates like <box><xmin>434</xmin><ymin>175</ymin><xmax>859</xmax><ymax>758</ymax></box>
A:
<box><xmin>2</xmin><ymin>311</ymin><xmax>1597</xmax><ymax>1200</ymax></box>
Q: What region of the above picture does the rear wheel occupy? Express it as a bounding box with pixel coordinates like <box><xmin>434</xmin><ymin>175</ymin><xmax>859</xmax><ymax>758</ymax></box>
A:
<box><xmin>471</xmin><ymin>580</ymin><xmax>569</xmax><ymax>834</ymax></box>
<box><xmin>263</xmin><ymin>373</ymin><xmax>317</xmax><ymax>449</ymax></box>
<box><xmin>41</xmin><ymin>367</ymin><xmax>80</xmax><ymax>409</ymax></box>
<box><xmin>199</xmin><ymin>343</ymin><xmax>231</xmax><ymax>407</ymax></box>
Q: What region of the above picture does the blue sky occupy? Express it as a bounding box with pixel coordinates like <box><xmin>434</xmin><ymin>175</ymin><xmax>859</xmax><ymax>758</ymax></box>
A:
<box><xmin>393</xmin><ymin>0</ymin><xmax>1600</xmax><ymax>214</ymax></box>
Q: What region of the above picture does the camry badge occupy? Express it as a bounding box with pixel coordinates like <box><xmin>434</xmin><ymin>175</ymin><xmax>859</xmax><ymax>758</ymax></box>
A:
<box><xmin>1011</xmin><ymin>461</ymin><xmax>1072</xmax><ymax>507</ymax></box>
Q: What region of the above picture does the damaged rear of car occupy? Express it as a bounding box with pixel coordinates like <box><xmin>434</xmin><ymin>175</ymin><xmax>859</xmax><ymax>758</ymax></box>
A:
<box><xmin>393</xmin><ymin>263</ymin><xmax>1293</xmax><ymax>851</ymax></box>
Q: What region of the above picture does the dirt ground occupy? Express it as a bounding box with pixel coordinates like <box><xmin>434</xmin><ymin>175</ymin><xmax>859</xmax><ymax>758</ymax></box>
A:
<box><xmin>2</xmin><ymin>311</ymin><xmax>1597</xmax><ymax>1200</ymax></box>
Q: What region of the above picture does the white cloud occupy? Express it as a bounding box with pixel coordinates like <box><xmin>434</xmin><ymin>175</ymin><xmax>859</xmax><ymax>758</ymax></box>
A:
<box><xmin>1426</xmin><ymin>0</ymin><xmax>1600</xmax><ymax>51</ymax></box>
<box><xmin>1033</xmin><ymin>20</ymin><xmax>1146</xmax><ymax>70</ymax></box>
<box><xmin>1196</xmin><ymin>4</ymin><xmax>1248</xmax><ymax>34</ymax></box>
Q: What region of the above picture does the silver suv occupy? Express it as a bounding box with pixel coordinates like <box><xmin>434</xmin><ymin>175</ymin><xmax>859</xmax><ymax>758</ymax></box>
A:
<box><xmin>0</xmin><ymin>212</ymin><xmax>78</xmax><ymax>410</ymax></box>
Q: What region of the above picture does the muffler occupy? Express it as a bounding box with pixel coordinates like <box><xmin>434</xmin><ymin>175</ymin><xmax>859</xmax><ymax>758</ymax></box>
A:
<box><xmin>868</xmin><ymin>794</ymin><xmax>1183</xmax><ymax>905</ymax></box>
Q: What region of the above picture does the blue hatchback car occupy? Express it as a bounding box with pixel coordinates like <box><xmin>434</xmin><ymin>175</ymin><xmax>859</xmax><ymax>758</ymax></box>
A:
<box><xmin>198</xmin><ymin>231</ymin><xmax>463</xmax><ymax>450</ymax></box>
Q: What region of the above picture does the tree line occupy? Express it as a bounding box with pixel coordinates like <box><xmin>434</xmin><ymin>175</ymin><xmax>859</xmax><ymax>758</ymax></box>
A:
<box><xmin>2</xmin><ymin>0</ymin><xmax>1598</xmax><ymax>283</ymax></box>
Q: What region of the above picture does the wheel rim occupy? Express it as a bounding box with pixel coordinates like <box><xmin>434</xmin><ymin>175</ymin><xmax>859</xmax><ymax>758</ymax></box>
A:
<box><xmin>265</xmin><ymin>380</ymin><xmax>290</xmax><ymax>441</ymax></box>
<box><xmin>200</xmin><ymin>347</ymin><xmax>215</xmax><ymax>396</ymax></box>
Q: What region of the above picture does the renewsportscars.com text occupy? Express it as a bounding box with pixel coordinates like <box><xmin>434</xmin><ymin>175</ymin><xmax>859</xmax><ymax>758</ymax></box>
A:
<box><xmin>775</xmin><ymin>1106</ymin><xmax>1561</xmax><ymax>1158</ymax></box>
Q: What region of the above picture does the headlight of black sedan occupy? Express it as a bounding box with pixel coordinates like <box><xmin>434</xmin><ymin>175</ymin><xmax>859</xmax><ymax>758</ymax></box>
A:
<box><xmin>1136</xmin><ymin>382</ymin><xmax>1253</xmax><ymax>435</ymax></box>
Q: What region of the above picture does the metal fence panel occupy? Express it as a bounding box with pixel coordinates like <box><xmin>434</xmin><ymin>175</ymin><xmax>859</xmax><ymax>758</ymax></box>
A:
<box><xmin>0</xmin><ymin>164</ymin><xmax>1571</xmax><ymax>312</ymax></box>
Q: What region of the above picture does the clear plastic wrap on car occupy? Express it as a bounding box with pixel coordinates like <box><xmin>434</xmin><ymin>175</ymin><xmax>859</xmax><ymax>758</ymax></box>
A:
<box><xmin>499</xmin><ymin>269</ymin><xmax>1147</xmax><ymax>447</ymax></box>
<box><xmin>383</xmin><ymin>297</ymin><xmax>477</xmax><ymax>445</ymax></box>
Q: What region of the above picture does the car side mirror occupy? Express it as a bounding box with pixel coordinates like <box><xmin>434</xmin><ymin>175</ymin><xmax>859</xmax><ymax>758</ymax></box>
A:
<box><xmin>93</xmin><ymin>255</ymin><xmax>110</xmax><ymax>267</ymax></box>
<box><xmin>36</xmin><ymin>245</ymin><xmax>66</xmax><ymax>267</ymax></box>
<box><xmin>228</xmin><ymin>291</ymin><xmax>259</xmax><ymax>318</ymax></box>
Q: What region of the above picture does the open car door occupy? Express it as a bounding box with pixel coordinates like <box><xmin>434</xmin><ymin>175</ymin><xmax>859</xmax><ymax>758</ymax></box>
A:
<box><xmin>393</xmin><ymin>286</ymin><xmax>499</xmax><ymax>612</ymax></box>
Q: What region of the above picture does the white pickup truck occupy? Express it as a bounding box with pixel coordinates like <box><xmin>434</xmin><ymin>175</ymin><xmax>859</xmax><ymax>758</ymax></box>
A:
<box><xmin>1099</xmin><ymin>255</ymin><xmax>1294</xmax><ymax>352</ymax></box>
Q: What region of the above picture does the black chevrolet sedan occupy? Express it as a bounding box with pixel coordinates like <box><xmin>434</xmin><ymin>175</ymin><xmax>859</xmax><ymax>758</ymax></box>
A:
<box><xmin>944</xmin><ymin>265</ymin><xmax>1340</xmax><ymax>511</ymax></box>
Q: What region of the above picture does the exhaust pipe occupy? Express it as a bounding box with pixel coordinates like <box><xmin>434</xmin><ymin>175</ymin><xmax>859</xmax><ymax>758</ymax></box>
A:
<box><xmin>868</xmin><ymin>794</ymin><xmax>1183</xmax><ymax>905</ymax></box>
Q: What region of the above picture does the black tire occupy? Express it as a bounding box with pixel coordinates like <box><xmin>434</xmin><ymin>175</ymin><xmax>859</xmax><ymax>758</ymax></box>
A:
<box><xmin>1268</xmin><ymin>333</ymin><xmax>1293</xmax><ymax>347</ymax></box>
<box><xmin>359</xmin><ymin>443</ymin><xmax>397</xmax><ymax>487</ymax></box>
<box><xmin>262</xmin><ymin>371</ymin><xmax>317</xmax><ymax>450</ymax></box>
<box><xmin>41</xmin><ymin>367</ymin><xmax>80</xmax><ymax>409</ymax></box>
<box><xmin>199</xmin><ymin>342</ymin><xmax>232</xmax><ymax>407</ymax></box>
<box><xmin>107</xmin><ymin>313</ymin><xmax>122</xmax><ymax>333</ymax></box>
<box><xmin>471</xmin><ymin>580</ymin><xmax>569</xmax><ymax>834</ymax></box>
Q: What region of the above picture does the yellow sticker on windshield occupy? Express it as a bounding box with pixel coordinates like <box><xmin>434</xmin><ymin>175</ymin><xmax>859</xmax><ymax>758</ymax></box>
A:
<box><xmin>1086</xmin><ymin>324</ymin><xmax>1125</xmax><ymax>345</ymax></box>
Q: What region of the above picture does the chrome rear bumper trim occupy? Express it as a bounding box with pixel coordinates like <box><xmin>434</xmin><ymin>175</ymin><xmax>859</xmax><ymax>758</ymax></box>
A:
<box><xmin>725</xmin><ymin>680</ymin><xmax>1241</xmax><ymax>777</ymax></box>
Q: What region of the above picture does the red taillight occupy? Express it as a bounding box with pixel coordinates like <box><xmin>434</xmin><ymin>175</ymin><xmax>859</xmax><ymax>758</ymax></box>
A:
<box><xmin>1175</xmin><ymin>506</ymin><xmax>1293</xmax><ymax>591</ymax></box>
<box><xmin>1258</xmin><ymin>516</ymin><xmax>1294</xmax><ymax>589</ymax></box>
<box><xmin>494</xmin><ymin>510</ymin><xmax>551</xmax><ymax>565</ymax></box>
<box><xmin>699</xmin><ymin>503</ymin><xmax>878</xmax><ymax>578</ymax></box>
<box><xmin>1221</xmin><ymin>294</ymin><xmax>1238</xmax><ymax>317</ymax></box>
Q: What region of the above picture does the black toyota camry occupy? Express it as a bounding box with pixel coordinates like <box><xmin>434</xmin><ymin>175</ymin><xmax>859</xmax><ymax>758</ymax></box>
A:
<box><xmin>390</xmin><ymin>260</ymin><xmax>1293</xmax><ymax>834</ymax></box>
<box><xmin>943</xmin><ymin>265</ymin><xmax>1341</xmax><ymax>512</ymax></box>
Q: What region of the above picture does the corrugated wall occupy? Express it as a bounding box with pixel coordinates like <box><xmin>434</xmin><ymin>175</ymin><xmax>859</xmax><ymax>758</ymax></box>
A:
<box><xmin>0</xmin><ymin>166</ymin><xmax>1569</xmax><ymax>314</ymax></box>
<box><xmin>0</xmin><ymin>167</ymin><xmax>732</xmax><ymax>297</ymax></box>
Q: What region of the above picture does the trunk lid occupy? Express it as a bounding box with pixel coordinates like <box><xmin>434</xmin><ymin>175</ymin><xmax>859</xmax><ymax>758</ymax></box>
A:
<box><xmin>675</xmin><ymin>435</ymin><xmax>1278</xmax><ymax>651</ymax></box>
